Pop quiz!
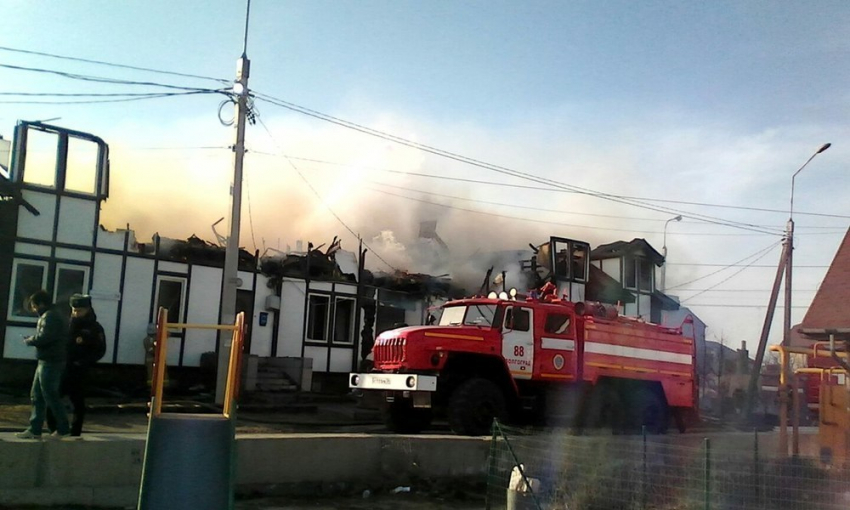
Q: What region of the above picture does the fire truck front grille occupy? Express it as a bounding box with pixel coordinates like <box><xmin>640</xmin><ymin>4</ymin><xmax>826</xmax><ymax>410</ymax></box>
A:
<box><xmin>374</xmin><ymin>337</ymin><xmax>406</xmax><ymax>365</ymax></box>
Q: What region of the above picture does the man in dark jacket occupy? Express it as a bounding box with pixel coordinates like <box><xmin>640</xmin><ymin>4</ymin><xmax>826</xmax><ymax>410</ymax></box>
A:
<box><xmin>47</xmin><ymin>294</ymin><xmax>106</xmax><ymax>437</ymax></box>
<box><xmin>15</xmin><ymin>290</ymin><xmax>71</xmax><ymax>439</ymax></box>
<box><xmin>65</xmin><ymin>294</ymin><xmax>106</xmax><ymax>436</ymax></box>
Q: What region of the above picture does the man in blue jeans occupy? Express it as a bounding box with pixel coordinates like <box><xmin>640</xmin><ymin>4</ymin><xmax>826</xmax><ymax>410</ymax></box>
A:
<box><xmin>15</xmin><ymin>290</ymin><xmax>71</xmax><ymax>440</ymax></box>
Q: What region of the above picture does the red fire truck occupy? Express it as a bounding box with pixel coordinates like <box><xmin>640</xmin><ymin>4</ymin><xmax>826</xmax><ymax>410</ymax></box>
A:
<box><xmin>350</xmin><ymin>238</ymin><xmax>698</xmax><ymax>435</ymax></box>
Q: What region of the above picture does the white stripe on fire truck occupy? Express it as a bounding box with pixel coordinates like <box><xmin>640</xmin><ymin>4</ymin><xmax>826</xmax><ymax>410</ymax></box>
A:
<box><xmin>541</xmin><ymin>338</ymin><xmax>575</xmax><ymax>350</ymax></box>
<box><xmin>584</xmin><ymin>342</ymin><xmax>692</xmax><ymax>365</ymax></box>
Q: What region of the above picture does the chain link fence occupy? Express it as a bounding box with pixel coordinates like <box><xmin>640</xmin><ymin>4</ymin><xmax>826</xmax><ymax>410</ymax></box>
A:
<box><xmin>486</xmin><ymin>420</ymin><xmax>850</xmax><ymax>510</ymax></box>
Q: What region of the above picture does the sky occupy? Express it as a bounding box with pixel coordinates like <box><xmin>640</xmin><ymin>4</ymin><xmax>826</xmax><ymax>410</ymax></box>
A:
<box><xmin>2</xmin><ymin>0</ymin><xmax>849</xmax><ymax>350</ymax></box>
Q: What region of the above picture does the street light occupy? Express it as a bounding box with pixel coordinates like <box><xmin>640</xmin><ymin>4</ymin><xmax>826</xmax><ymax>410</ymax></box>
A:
<box><xmin>785</xmin><ymin>142</ymin><xmax>831</xmax><ymax>347</ymax></box>
<box><xmin>660</xmin><ymin>215</ymin><xmax>682</xmax><ymax>292</ymax></box>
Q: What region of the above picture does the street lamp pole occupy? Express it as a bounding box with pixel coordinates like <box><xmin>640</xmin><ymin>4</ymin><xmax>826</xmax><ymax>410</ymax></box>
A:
<box><xmin>660</xmin><ymin>215</ymin><xmax>682</xmax><ymax>292</ymax></box>
<box><xmin>744</xmin><ymin>142</ymin><xmax>831</xmax><ymax>440</ymax></box>
<box><xmin>776</xmin><ymin>142</ymin><xmax>830</xmax><ymax>455</ymax></box>
<box><xmin>784</xmin><ymin>142</ymin><xmax>830</xmax><ymax>348</ymax></box>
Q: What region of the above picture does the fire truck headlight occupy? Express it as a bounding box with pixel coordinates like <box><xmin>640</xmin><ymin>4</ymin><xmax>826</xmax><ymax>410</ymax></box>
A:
<box><xmin>430</xmin><ymin>353</ymin><xmax>441</xmax><ymax>366</ymax></box>
<box><xmin>498</xmin><ymin>291</ymin><xmax>509</xmax><ymax>300</ymax></box>
<box><xmin>350</xmin><ymin>375</ymin><xmax>360</xmax><ymax>387</ymax></box>
<box><xmin>406</xmin><ymin>376</ymin><xmax>416</xmax><ymax>388</ymax></box>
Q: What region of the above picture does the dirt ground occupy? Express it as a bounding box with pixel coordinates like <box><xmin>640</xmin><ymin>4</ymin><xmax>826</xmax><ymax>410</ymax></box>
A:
<box><xmin>0</xmin><ymin>392</ymin><xmax>388</xmax><ymax>435</ymax></box>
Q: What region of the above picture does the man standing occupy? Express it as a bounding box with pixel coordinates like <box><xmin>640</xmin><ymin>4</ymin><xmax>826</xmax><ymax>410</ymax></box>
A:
<box><xmin>63</xmin><ymin>294</ymin><xmax>106</xmax><ymax>436</ymax></box>
<box><xmin>15</xmin><ymin>290</ymin><xmax>71</xmax><ymax>439</ymax></box>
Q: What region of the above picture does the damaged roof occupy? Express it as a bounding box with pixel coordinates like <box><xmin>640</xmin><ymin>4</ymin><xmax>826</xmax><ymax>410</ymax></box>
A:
<box><xmin>591</xmin><ymin>238</ymin><xmax>665</xmax><ymax>266</ymax></box>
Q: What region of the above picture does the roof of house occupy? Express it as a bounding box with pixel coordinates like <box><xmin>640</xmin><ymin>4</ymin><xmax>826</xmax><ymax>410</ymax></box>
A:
<box><xmin>590</xmin><ymin>238</ymin><xmax>665</xmax><ymax>266</ymax></box>
<box><xmin>789</xmin><ymin>227</ymin><xmax>850</xmax><ymax>347</ymax></box>
<box><xmin>800</xmin><ymin>227</ymin><xmax>850</xmax><ymax>331</ymax></box>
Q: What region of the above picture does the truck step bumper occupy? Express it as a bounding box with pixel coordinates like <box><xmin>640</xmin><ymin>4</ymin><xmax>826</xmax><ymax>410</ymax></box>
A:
<box><xmin>349</xmin><ymin>373</ymin><xmax>438</xmax><ymax>392</ymax></box>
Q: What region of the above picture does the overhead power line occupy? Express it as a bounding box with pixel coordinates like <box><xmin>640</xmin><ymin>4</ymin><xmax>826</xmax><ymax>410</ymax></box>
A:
<box><xmin>252</xmin><ymin>151</ymin><xmax>850</xmax><ymax>224</ymax></box>
<box><xmin>252</xmin><ymin>93</ymin><xmax>783</xmax><ymax>236</ymax></box>
<box><xmin>0</xmin><ymin>45</ymin><xmax>230</xmax><ymax>84</ymax></box>
<box><xmin>253</xmin><ymin>120</ymin><xmax>398</xmax><ymax>272</ymax></box>
<box><xmin>0</xmin><ymin>63</ymin><xmax>227</xmax><ymax>94</ymax></box>
<box><xmin>250</xmin><ymin>150</ymin><xmax>842</xmax><ymax>236</ymax></box>
<box><xmin>0</xmin><ymin>90</ymin><xmax>218</xmax><ymax>105</ymax></box>
<box><xmin>680</xmin><ymin>243</ymin><xmax>781</xmax><ymax>303</ymax></box>
<box><xmin>666</xmin><ymin>241</ymin><xmax>782</xmax><ymax>291</ymax></box>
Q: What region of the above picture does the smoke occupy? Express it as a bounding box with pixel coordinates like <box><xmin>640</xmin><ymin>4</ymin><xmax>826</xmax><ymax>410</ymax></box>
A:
<box><xmin>96</xmin><ymin>108</ymin><xmax>654</xmax><ymax>294</ymax></box>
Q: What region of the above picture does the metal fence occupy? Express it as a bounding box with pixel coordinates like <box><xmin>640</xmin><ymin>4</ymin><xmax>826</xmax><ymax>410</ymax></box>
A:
<box><xmin>485</xmin><ymin>421</ymin><xmax>850</xmax><ymax>510</ymax></box>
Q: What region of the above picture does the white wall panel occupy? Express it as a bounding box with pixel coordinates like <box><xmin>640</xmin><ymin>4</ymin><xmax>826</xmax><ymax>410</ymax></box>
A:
<box><xmin>3</xmin><ymin>326</ymin><xmax>36</xmax><ymax>359</ymax></box>
<box><xmin>250</xmin><ymin>276</ymin><xmax>274</xmax><ymax>357</ymax></box>
<box><xmin>56</xmin><ymin>197</ymin><xmax>95</xmax><ymax>246</ymax></box>
<box><xmin>55</xmin><ymin>247</ymin><xmax>90</xmax><ymax>262</ymax></box>
<box><xmin>116</xmin><ymin>257</ymin><xmax>155</xmax><ymax>364</ymax></box>
<box><xmin>91</xmin><ymin>253</ymin><xmax>123</xmax><ymax>363</ymax></box>
<box><xmin>334</xmin><ymin>283</ymin><xmax>357</xmax><ymax>296</ymax></box>
<box><xmin>279</xmin><ymin>278</ymin><xmax>306</xmax><ymax>357</ymax></box>
<box><xmin>237</xmin><ymin>270</ymin><xmax>254</xmax><ymax>291</ymax></box>
<box><xmin>158</xmin><ymin>261</ymin><xmax>187</xmax><ymax>274</ymax></box>
<box><xmin>181</xmin><ymin>266</ymin><xmax>222</xmax><ymax>367</ymax></box>
<box><xmin>311</xmin><ymin>281</ymin><xmax>332</xmax><ymax>292</ymax></box>
<box><xmin>638</xmin><ymin>294</ymin><xmax>652</xmax><ymax>321</ymax></box>
<box><xmin>328</xmin><ymin>347</ymin><xmax>353</xmax><ymax>373</ymax></box>
<box><xmin>17</xmin><ymin>191</ymin><xmax>56</xmax><ymax>242</ymax></box>
<box><xmin>96</xmin><ymin>229</ymin><xmax>128</xmax><ymax>250</ymax></box>
<box><xmin>14</xmin><ymin>242</ymin><xmax>51</xmax><ymax>257</ymax></box>
<box><xmin>600</xmin><ymin>258</ymin><xmax>620</xmax><ymax>281</ymax></box>
<box><xmin>304</xmin><ymin>345</ymin><xmax>327</xmax><ymax>373</ymax></box>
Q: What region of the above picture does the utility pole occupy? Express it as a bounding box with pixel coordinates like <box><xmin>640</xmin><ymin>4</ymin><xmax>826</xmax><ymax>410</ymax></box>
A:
<box><xmin>741</xmin><ymin>143</ymin><xmax>831</xmax><ymax>437</ymax></box>
<box><xmin>216</xmin><ymin>1</ymin><xmax>252</xmax><ymax>405</ymax></box>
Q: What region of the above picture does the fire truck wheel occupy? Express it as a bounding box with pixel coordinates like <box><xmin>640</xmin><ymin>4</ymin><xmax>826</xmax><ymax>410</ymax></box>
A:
<box><xmin>447</xmin><ymin>378</ymin><xmax>507</xmax><ymax>436</ymax></box>
<box><xmin>384</xmin><ymin>400</ymin><xmax>432</xmax><ymax>434</ymax></box>
<box><xmin>632</xmin><ymin>387</ymin><xmax>669</xmax><ymax>434</ymax></box>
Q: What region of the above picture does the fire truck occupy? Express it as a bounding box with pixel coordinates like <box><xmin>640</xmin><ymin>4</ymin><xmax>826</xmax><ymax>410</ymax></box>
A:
<box><xmin>349</xmin><ymin>237</ymin><xmax>698</xmax><ymax>435</ymax></box>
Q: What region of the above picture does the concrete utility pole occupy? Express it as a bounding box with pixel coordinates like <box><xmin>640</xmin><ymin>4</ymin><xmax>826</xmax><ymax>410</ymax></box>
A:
<box><xmin>216</xmin><ymin>1</ymin><xmax>252</xmax><ymax>405</ymax></box>
<box><xmin>742</xmin><ymin>143</ymin><xmax>830</xmax><ymax>433</ymax></box>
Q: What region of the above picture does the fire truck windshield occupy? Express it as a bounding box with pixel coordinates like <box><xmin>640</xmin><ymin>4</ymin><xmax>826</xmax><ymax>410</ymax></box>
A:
<box><xmin>438</xmin><ymin>304</ymin><xmax>498</xmax><ymax>327</ymax></box>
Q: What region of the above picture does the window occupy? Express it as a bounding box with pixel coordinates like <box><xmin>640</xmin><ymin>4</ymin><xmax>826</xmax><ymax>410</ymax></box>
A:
<box><xmin>504</xmin><ymin>307</ymin><xmax>530</xmax><ymax>332</ymax></box>
<box><xmin>65</xmin><ymin>137</ymin><xmax>99</xmax><ymax>194</ymax></box>
<box><xmin>639</xmin><ymin>258</ymin><xmax>654</xmax><ymax>291</ymax></box>
<box><xmin>332</xmin><ymin>297</ymin><xmax>355</xmax><ymax>345</ymax></box>
<box><xmin>8</xmin><ymin>260</ymin><xmax>48</xmax><ymax>320</ymax></box>
<box><xmin>624</xmin><ymin>257</ymin><xmax>637</xmax><ymax>289</ymax></box>
<box><xmin>438</xmin><ymin>304</ymin><xmax>498</xmax><ymax>327</ymax></box>
<box><xmin>572</xmin><ymin>244</ymin><xmax>588</xmax><ymax>282</ymax></box>
<box><xmin>544</xmin><ymin>313</ymin><xmax>572</xmax><ymax>335</ymax></box>
<box><xmin>307</xmin><ymin>294</ymin><xmax>330</xmax><ymax>341</ymax></box>
<box><xmin>553</xmin><ymin>240</ymin><xmax>570</xmax><ymax>279</ymax></box>
<box><xmin>22</xmin><ymin>129</ymin><xmax>58</xmax><ymax>188</ymax></box>
<box><xmin>54</xmin><ymin>264</ymin><xmax>89</xmax><ymax>308</ymax></box>
<box><xmin>155</xmin><ymin>277</ymin><xmax>186</xmax><ymax>324</ymax></box>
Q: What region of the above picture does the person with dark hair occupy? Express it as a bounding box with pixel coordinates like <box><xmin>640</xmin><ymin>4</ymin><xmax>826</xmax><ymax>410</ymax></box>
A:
<box><xmin>15</xmin><ymin>290</ymin><xmax>71</xmax><ymax>439</ymax></box>
<box><xmin>47</xmin><ymin>294</ymin><xmax>106</xmax><ymax>437</ymax></box>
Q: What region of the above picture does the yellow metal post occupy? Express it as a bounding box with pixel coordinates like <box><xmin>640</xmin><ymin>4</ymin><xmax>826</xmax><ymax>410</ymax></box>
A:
<box><xmin>138</xmin><ymin>309</ymin><xmax>247</xmax><ymax>510</ymax></box>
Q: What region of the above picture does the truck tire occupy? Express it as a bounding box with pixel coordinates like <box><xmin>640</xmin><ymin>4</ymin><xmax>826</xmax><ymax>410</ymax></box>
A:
<box><xmin>632</xmin><ymin>387</ymin><xmax>669</xmax><ymax>434</ymax></box>
<box><xmin>384</xmin><ymin>400</ymin><xmax>432</xmax><ymax>434</ymax></box>
<box><xmin>447</xmin><ymin>378</ymin><xmax>507</xmax><ymax>436</ymax></box>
